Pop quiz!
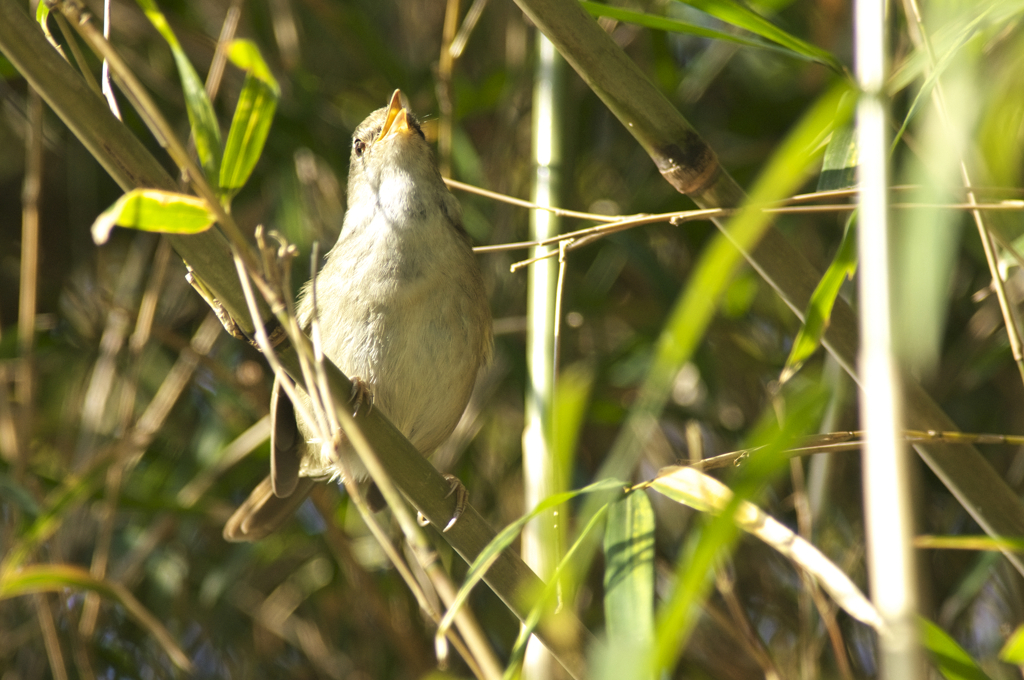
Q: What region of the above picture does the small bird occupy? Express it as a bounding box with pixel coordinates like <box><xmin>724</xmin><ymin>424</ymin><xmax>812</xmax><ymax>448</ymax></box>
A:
<box><xmin>224</xmin><ymin>91</ymin><xmax>493</xmax><ymax>541</ymax></box>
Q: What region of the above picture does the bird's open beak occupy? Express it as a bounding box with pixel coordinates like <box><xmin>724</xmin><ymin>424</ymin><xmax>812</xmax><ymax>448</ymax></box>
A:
<box><xmin>376</xmin><ymin>90</ymin><xmax>411</xmax><ymax>143</ymax></box>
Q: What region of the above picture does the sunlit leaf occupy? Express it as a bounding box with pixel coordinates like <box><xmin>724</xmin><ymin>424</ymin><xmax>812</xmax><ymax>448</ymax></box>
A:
<box><xmin>92</xmin><ymin>189</ymin><xmax>216</xmax><ymax>244</ymax></box>
<box><xmin>226</xmin><ymin>39</ymin><xmax>280</xmax><ymax>92</ymax></box>
<box><xmin>220</xmin><ymin>75</ymin><xmax>278</xmax><ymax>194</ymax></box>
<box><xmin>650</xmin><ymin>463</ymin><xmax>883</xmax><ymax>631</ymax></box>
<box><xmin>817</xmin><ymin>121</ymin><xmax>858</xmax><ymax>191</ymax></box>
<box><xmin>1001</xmin><ymin>623</ymin><xmax>1024</xmax><ymax>664</ymax></box>
<box><xmin>219</xmin><ymin>40</ymin><xmax>279</xmax><ymax>196</ymax></box>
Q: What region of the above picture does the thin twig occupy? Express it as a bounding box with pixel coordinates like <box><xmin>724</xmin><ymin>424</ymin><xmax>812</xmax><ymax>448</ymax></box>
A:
<box><xmin>51</xmin><ymin>12</ymin><xmax>102</xmax><ymax>97</ymax></box>
<box><xmin>34</xmin><ymin>595</ymin><xmax>69</xmax><ymax>680</ymax></box>
<box><xmin>714</xmin><ymin>565</ymin><xmax>781</xmax><ymax>680</ymax></box>
<box><xmin>447</xmin><ymin>177</ymin><xmax>619</xmax><ymax>222</ymax></box>
<box><xmin>552</xmin><ymin>239</ymin><xmax>570</xmax><ymax>385</ymax></box>
<box><xmin>692</xmin><ymin>428</ymin><xmax>1024</xmax><ymax>471</ymax></box>
<box><xmin>449</xmin><ymin>0</ymin><xmax>489</xmax><ymax>58</ymax></box>
<box><xmin>100</xmin><ymin>0</ymin><xmax>121</xmax><ymax>118</ymax></box>
<box><xmin>17</xmin><ymin>89</ymin><xmax>42</xmax><ymax>467</ymax></box>
<box><xmin>436</xmin><ymin>0</ymin><xmax>459</xmax><ymax>176</ymax></box>
<box><xmin>474</xmin><ymin>198</ymin><xmax>1024</xmax><ymax>266</ymax></box>
<box><xmin>456</xmin><ymin>171</ymin><xmax>1024</xmax><ymax>261</ymax></box>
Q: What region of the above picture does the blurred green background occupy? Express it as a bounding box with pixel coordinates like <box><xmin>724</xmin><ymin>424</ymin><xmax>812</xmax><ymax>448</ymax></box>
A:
<box><xmin>3</xmin><ymin>0</ymin><xmax>1024</xmax><ymax>677</ymax></box>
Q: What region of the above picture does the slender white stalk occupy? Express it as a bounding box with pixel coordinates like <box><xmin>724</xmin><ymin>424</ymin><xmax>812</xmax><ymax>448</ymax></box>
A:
<box><xmin>855</xmin><ymin>1</ymin><xmax>921</xmax><ymax>677</ymax></box>
<box><xmin>101</xmin><ymin>0</ymin><xmax>121</xmax><ymax>119</ymax></box>
<box><xmin>523</xmin><ymin>32</ymin><xmax>563</xmax><ymax>680</ymax></box>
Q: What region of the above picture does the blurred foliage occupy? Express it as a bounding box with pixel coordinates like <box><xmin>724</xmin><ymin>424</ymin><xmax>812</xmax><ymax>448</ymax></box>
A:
<box><xmin>2</xmin><ymin>0</ymin><xmax>1024</xmax><ymax>678</ymax></box>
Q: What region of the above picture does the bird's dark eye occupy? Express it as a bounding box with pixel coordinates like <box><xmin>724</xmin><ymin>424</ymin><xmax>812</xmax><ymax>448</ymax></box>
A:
<box><xmin>353</xmin><ymin>139</ymin><xmax>367</xmax><ymax>157</ymax></box>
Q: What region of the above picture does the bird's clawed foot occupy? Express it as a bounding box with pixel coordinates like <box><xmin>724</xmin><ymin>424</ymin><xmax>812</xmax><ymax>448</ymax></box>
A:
<box><xmin>442</xmin><ymin>474</ymin><xmax>468</xmax><ymax>532</ymax></box>
<box><xmin>415</xmin><ymin>474</ymin><xmax>468</xmax><ymax>532</ymax></box>
<box><xmin>349</xmin><ymin>377</ymin><xmax>374</xmax><ymax>417</ymax></box>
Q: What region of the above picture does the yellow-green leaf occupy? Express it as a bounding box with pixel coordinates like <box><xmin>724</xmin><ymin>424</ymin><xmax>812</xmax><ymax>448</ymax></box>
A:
<box><xmin>220</xmin><ymin>75</ymin><xmax>278</xmax><ymax>193</ymax></box>
<box><xmin>504</xmin><ymin>502</ymin><xmax>612</xmax><ymax>680</ymax></box>
<box><xmin>1001</xmin><ymin>623</ymin><xmax>1024</xmax><ymax>664</ymax></box>
<box><xmin>220</xmin><ymin>40</ymin><xmax>279</xmax><ymax>196</ymax></box>
<box><xmin>92</xmin><ymin>189</ymin><xmax>216</xmax><ymax>244</ymax></box>
<box><xmin>226</xmin><ymin>39</ymin><xmax>280</xmax><ymax>92</ymax></box>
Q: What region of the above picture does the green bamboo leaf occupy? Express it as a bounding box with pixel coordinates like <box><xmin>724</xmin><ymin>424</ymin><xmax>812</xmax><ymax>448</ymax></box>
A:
<box><xmin>226</xmin><ymin>39</ymin><xmax>280</xmax><ymax>92</ymax></box>
<box><xmin>503</xmin><ymin>503</ymin><xmax>612</xmax><ymax>680</ymax></box>
<box><xmin>600</xmin><ymin>491</ymin><xmax>655</xmax><ymax>680</ymax></box>
<box><xmin>888</xmin><ymin>1</ymin><xmax>1013</xmax><ymax>95</ymax></box>
<box><xmin>675</xmin><ymin>0</ymin><xmax>846</xmax><ymax>74</ymax></box>
<box><xmin>436</xmin><ymin>478</ymin><xmax>624</xmax><ymax>643</ymax></box>
<box><xmin>580</xmin><ymin>2</ymin><xmax>800</xmax><ymax>61</ymax></box>
<box><xmin>0</xmin><ymin>564</ymin><xmax>193</xmax><ymax>672</ymax></box>
<box><xmin>780</xmin><ymin>212</ymin><xmax>857</xmax><ymax>383</ymax></box>
<box><xmin>914</xmin><ymin>535</ymin><xmax>1024</xmax><ymax>553</ymax></box>
<box><xmin>219</xmin><ymin>74</ymin><xmax>278</xmax><ymax>194</ymax></box>
<box><xmin>220</xmin><ymin>40</ymin><xmax>279</xmax><ymax>195</ymax></box>
<box><xmin>648</xmin><ymin>81</ymin><xmax>854</xmax><ymax>418</ymax></box>
<box><xmin>888</xmin><ymin>1</ymin><xmax>1024</xmax><ymax>150</ymax></box>
<box><xmin>551</xmin><ymin>362</ymin><xmax>595</xmax><ymax>498</ymax></box>
<box><xmin>136</xmin><ymin>0</ymin><xmax>221</xmax><ymax>182</ymax></box>
<box><xmin>1001</xmin><ymin>623</ymin><xmax>1024</xmax><ymax>664</ymax></box>
<box><xmin>817</xmin><ymin>121</ymin><xmax>858</xmax><ymax>191</ymax></box>
<box><xmin>921</xmin><ymin>617</ymin><xmax>991</xmax><ymax>680</ymax></box>
<box><xmin>92</xmin><ymin>189</ymin><xmax>217</xmax><ymax>244</ymax></box>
